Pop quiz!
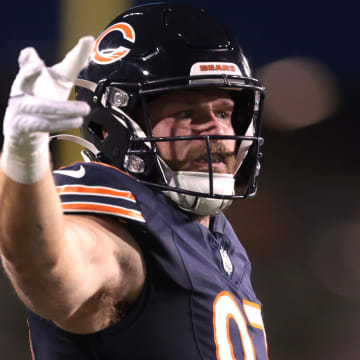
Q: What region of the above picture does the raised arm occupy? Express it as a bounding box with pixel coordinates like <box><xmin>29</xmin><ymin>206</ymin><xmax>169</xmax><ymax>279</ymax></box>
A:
<box><xmin>0</xmin><ymin>39</ymin><xmax>145</xmax><ymax>333</ymax></box>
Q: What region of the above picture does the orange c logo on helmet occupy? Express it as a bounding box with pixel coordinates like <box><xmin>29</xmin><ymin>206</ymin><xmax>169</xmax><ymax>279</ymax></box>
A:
<box><xmin>92</xmin><ymin>22</ymin><xmax>135</xmax><ymax>65</ymax></box>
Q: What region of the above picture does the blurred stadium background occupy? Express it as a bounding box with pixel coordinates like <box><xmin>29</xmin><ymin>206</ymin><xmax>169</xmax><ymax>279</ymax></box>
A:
<box><xmin>0</xmin><ymin>1</ymin><xmax>358</xmax><ymax>358</ymax></box>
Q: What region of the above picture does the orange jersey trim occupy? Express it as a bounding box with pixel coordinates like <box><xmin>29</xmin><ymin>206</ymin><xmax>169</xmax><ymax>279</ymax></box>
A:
<box><xmin>57</xmin><ymin>185</ymin><xmax>136</xmax><ymax>202</ymax></box>
<box><xmin>62</xmin><ymin>202</ymin><xmax>145</xmax><ymax>222</ymax></box>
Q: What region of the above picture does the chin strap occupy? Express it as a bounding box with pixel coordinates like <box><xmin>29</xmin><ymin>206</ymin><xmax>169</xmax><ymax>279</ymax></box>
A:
<box><xmin>163</xmin><ymin>167</ymin><xmax>235</xmax><ymax>216</ymax></box>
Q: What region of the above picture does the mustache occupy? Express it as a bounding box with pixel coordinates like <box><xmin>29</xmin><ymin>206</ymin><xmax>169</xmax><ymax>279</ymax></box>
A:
<box><xmin>171</xmin><ymin>142</ymin><xmax>237</xmax><ymax>172</ymax></box>
<box><xmin>192</xmin><ymin>143</ymin><xmax>235</xmax><ymax>162</ymax></box>
<box><xmin>193</xmin><ymin>144</ymin><xmax>235</xmax><ymax>161</ymax></box>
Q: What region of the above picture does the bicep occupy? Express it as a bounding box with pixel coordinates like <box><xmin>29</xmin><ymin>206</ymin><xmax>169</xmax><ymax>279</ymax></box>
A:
<box><xmin>48</xmin><ymin>214</ymin><xmax>146</xmax><ymax>333</ymax></box>
<box><xmin>4</xmin><ymin>213</ymin><xmax>145</xmax><ymax>323</ymax></box>
<box><xmin>60</xmin><ymin>214</ymin><xmax>145</xmax><ymax>312</ymax></box>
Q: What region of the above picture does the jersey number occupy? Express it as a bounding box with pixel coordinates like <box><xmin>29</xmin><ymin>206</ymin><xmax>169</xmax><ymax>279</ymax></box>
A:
<box><xmin>213</xmin><ymin>291</ymin><xmax>268</xmax><ymax>360</ymax></box>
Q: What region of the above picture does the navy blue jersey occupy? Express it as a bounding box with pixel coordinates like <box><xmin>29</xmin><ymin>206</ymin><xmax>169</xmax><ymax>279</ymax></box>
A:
<box><xmin>27</xmin><ymin>162</ymin><xmax>268</xmax><ymax>360</ymax></box>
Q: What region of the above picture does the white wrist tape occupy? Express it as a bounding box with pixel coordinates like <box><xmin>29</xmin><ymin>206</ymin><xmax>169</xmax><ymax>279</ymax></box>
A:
<box><xmin>1</xmin><ymin>133</ymin><xmax>50</xmax><ymax>184</ymax></box>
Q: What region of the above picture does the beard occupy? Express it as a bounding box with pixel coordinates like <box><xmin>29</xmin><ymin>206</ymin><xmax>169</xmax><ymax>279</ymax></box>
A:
<box><xmin>164</xmin><ymin>141</ymin><xmax>236</xmax><ymax>174</ymax></box>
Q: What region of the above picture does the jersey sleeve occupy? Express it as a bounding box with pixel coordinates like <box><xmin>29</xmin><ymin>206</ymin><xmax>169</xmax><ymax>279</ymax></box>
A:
<box><xmin>53</xmin><ymin>162</ymin><xmax>145</xmax><ymax>223</ymax></box>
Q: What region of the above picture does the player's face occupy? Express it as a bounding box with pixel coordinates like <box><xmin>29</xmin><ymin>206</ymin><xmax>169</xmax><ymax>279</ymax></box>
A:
<box><xmin>147</xmin><ymin>88</ymin><xmax>236</xmax><ymax>173</ymax></box>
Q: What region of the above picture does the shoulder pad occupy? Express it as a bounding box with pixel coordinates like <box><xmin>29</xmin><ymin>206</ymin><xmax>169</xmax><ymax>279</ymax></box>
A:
<box><xmin>53</xmin><ymin>162</ymin><xmax>145</xmax><ymax>223</ymax></box>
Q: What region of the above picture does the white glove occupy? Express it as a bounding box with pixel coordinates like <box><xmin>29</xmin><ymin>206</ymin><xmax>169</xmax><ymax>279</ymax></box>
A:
<box><xmin>1</xmin><ymin>36</ymin><xmax>95</xmax><ymax>184</ymax></box>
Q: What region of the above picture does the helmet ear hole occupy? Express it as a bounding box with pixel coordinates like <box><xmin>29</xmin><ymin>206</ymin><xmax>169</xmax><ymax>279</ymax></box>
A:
<box><xmin>88</xmin><ymin>122</ymin><xmax>105</xmax><ymax>140</ymax></box>
<box><xmin>81</xmin><ymin>108</ymin><xmax>131</xmax><ymax>168</ymax></box>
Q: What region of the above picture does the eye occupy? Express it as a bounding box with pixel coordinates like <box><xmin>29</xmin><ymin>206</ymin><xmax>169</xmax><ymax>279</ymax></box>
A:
<box><xmin>177</xmin><ymin>110</ymin><xmax>193</xmax><ymax>119</ymax></box>
<box><xmin>215</xmin><ymin>111</ymin><xmax>232</xmax><ymax>121</ymax></box>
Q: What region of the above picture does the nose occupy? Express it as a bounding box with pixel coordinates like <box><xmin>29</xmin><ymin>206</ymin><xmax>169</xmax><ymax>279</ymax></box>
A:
<box><xmin>192</xmin><ymin>110</ymin><xmax>225</xmax><ymax>135</ymax></box>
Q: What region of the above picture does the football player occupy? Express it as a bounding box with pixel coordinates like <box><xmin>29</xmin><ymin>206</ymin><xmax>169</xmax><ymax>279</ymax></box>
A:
<box><xmin>0</xmin><ymin>3</ymin><xmax>268</xmax><ymax>359</ymax></box>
